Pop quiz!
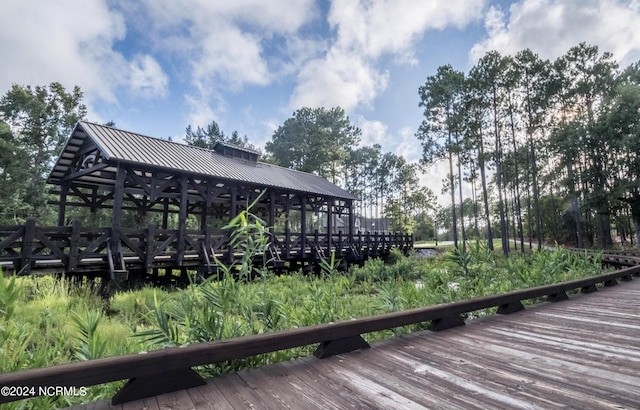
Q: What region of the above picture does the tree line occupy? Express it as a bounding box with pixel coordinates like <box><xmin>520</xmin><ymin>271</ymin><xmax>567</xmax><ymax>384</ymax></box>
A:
<box><xmin>417</xmin><ymin>43</ymin><xmax>640</xmax><ymax>252</ymax></box>
<box><xmin>2</xmin><ymin>41</ymin><xmax>638</xmax><ymax>251</ymax></box>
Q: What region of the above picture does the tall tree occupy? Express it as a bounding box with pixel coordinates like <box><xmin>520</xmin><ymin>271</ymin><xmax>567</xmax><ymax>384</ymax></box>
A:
<box><xmin>0</xmin><ymin>82</ymin><xmax>86</xmax><ymax>223</ymax></box>
<box><xmin>466</xmin><ymin>65</ymin><xmax>495</xmax><ymax>249</ymax></box>
<box><xmin>266</xmin><ymin>107</ymin><xmax>361</xmax><ymax>182</ymax></box>
<box><xmin>603</xmin><ymin>62</ymin><xmax>640</xmax><ymax>248</ymax></box>
<box><xmin>417</xmin><ymin>64</ymin><xmax>466</xmax><ymax>248</ymax></box>
<box><xmin>550</xmin><ymin>43</ymin><xmax>618</xmax><ymax>247</ymax></box>
<box><xmin>0</xmin><ymin>121</ymin><xmax>30</xmax><ymax>223</ymax></box>
<box><xmin>514</xmin><ymin>49</ymin><xmax>552</xmax><ymax>250</ymax></box>
<box><xmin>471</xmin><ymin>51</ymin><xmax>512</xmax><ymax>254</ymax></box>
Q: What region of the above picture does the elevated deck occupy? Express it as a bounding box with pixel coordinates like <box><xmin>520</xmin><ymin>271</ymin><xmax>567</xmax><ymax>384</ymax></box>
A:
<box><xmin>67</xmin><ymin>275</ymin><xmax>640</xmax><ymax>409</ymax></box>
<box><xmin>0</xmin><ymin>219</ymin><xmax>412</xmax><ymax>281</ymax></box>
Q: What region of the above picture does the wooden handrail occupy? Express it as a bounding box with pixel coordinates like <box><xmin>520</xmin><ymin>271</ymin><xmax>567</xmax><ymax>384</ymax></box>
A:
<box><xmin>1</xmin><ymin>260</ymin><xmax>639</xmax><ymax>405</ymax></box>
<box><xmin>1</xmin><ymin>221</ymin><xmax>412</xmax><ymax>277</ymax></box>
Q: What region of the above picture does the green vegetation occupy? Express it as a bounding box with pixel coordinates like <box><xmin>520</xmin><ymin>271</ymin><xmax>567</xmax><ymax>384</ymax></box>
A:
<box><xmin>0</xmin><ymin>242</ymin><xmax>604</xmax><ymax>409</ymax></box>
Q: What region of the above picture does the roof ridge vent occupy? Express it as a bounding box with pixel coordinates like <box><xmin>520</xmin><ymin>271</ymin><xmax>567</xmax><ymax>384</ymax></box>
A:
<box><xmin>212</xmin><ymin>140</ymin><xmax>260</xmax><ymax>162</ymax></box>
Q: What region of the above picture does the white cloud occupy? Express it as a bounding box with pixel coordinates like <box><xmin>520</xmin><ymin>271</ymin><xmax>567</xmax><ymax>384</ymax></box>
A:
<box><xmin>329</xmin><ymin>0</ymin><xmax>486</xmax><ymax>61</ymax></box>
<box><xmin>0</xmin><ymin>0</ymin><xmax>173</xmax><ymax>110</ymax></box>
<box><xmin>357</xmin><ymin>117</ymin><xmax>389</xmax><ymax>147</ymax></box>
<box><xmin>136</xmin><ymin>2</ymin><xmax>317</xmax><ymax>84</ymax></box>
<box><xmin>289</xmin><ymin>0</ymin><xmax>485</xmax><ymax>112</ymax></box>
<box><xmin>133</xmin><ymin>0</ymin><xmax>317</xmax><ymax>125</ymax></box>
<box><xmin>0</xmin><ymin>0</ymin><xmax>128</xmax><ymax>102</ymax></box>
<box><xmin>184</xmin><ymin>89</ymin><xmax>225</xmax><ymax>131</ymax></box>
<box><xmin>470</xmin><ymin>0</ymin><xmax>640</xmax><ymax>67</ymax></box>
<box><xmin>395</xmin><ymin>126</ymin><xmax>422</xmax><ymax>163</ymax></box>
<box><xmin>274</xmin><ymin>36</ymin><xmax>329</xmax><ymax>78</ymax></box>
<box><xmin>290</xmin><ymin>50</ymin><xmax>389</xmax><ymax>111</ymax></box>
<box><xmin>194</xmin><ymin>25</ymin><xmax>271</xmax><ymax>91</ymax></box>
<box><xmin>130</xmin><ymin>55</ymin><xmax>169</xmax><ymax>98</ymax></box>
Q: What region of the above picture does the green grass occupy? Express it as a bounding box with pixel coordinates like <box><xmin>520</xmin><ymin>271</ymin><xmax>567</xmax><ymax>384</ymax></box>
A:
<box><xmin>0</xmin><ymin>242</ymin><xmax>606</xmax><ymax>409</ymax></box>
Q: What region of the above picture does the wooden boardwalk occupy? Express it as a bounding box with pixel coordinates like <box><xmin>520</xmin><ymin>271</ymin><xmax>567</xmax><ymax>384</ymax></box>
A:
<box><xmin>69</xmin><ymin>279</ymin><xmax>640</xmax><ymax>410</ymax></box>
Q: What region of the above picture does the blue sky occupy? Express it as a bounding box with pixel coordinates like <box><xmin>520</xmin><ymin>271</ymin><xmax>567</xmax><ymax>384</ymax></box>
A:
<box><xmin>2</xmin><ymin>0</ymin><xmax>640</xmax><ymax>202</ymax></box>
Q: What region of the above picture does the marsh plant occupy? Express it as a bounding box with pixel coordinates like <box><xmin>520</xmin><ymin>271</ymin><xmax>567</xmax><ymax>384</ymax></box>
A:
<box><xmin>1</xmin><ymin>235</ymin><xmax>608</xmax><ymax>408</ymax></box>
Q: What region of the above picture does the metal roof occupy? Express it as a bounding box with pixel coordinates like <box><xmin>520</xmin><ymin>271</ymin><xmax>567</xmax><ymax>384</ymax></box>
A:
<box><xmin>48</xmin><ymin>121</ymin><xmax>357</xmax><ymax>200</ymax></box>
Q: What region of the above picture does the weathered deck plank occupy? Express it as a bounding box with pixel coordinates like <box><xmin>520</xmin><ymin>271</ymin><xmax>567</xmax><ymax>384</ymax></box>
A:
<box><xmin>69</xmin><ymin>279</ymin><xmax>640</xmax><ymax>409</ymax></box>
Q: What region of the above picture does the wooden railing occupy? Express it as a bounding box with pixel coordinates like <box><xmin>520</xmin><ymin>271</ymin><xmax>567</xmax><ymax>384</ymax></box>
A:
<box><xmin>0</xmin><ymin>219</ymin><xmax>413</xmax><ymax>277</ymax></box>
<box><xmin>1</xmin><ymin>257</ymin><xmax>638</xmax><ymax>405</ymax></box>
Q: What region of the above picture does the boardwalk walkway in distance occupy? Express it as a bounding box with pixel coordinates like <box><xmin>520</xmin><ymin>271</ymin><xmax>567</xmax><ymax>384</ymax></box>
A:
<box><xmin>69</xmin><ymin>279</ymin><xmax>640</xmax><ymax>410</ymax></box>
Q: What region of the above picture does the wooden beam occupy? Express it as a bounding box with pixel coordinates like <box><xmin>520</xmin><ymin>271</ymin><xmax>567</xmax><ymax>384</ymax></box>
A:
<box><xmin>111</xmin><ymin>368</ymin><xmax>205</xmax><ymax>405</ymax></box>
<box><xmin>68</xmin><ymin>220</ymin><xmax>81</xmax><ymax>272</ymax></box>
<box><xmin>269</xmin><ymin>191</ymin><xmax>276</xmax><ymax>235</ymax></box>
<box><xmin>300</xmin><ymin>195</ymin><xmax>307</xmax><ymax>257</ymax></box>
<box><xmin>62</xmin><ymin>163</ymin><xmax>109</xmax><ymax>182</ymax></box>
<box><xmin>348</xmin><ymin>199</ymin><xmax>355</xmax><ymax>243</ymax></box>
<box><xmin>57</xmin><ymin>183</ymin><xmax>69</xmax><ymax>226</ymax></box>
<box><xmin>326</xmin><ymin>198</ymin><xmax>333</xmax><ymax>254</ymax></box>
<box><xmin>177</xmin><ymin>175</ymin><xmax>188</xmax><ymax>266</ymax></box>
<box><xmin>19</xmin><ymin>218</ymin><xmax>36</xmax><ymax>275</ymax></box>
<box><xmin>228</xmin><ymin>185</ymin><xmax>238</xmax><ymax>264</ymax></box>
<box><xmin>162</xmin><ymin>198</ymin><xmax>169</xmax><ymax>229</ymax></box>
<box><xmin>284</xmin><ymin>195</ymin><xmax>290</xmax><ymax>259</ymax></box>
<box><xmin>313</xmin><ymin>335</ymin><xmax>370</xmax><ymax>358</ymax></box>
<box><xmin>111</xmin><ymin>163</ymin><xmax>125</xmax><ymax>250</ymax></box>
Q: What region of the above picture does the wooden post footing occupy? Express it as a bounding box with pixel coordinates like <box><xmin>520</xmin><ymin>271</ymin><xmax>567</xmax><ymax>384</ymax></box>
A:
<box><xmin>497</xmin><ymin>301</ymin><xmax>525</xmax><ymax>315</ymax></box>
<box><xmin>547</xmin><ymin>291</ymin><xmax>569</xmax><ymax>302</ymax></box>
<box><xmin>429</xmin><ymin>315</ymin><xmax>465</xmax><ymax>331</ymax></box>
<box><xmin>314</xmin><ymin>335</ymin><xmax>370</xmax><ymax>359</ymax></box>
<box><xmin>112</xmin><ymin>368</ymin><xmax>206</xmax><ymax>405</ymax></box>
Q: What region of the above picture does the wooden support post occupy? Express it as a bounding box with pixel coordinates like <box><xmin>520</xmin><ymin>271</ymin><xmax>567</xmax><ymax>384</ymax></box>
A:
<box><xmin>547</xmin><ymin>291</ymin><xmax>569</xmax><ymax>302</ymax></box>
<box><xmin>90</xmin><ymin>186</ymin><xmax>98</xmax><ymax>215</ymax></box>
<box><xmin>68</xmin><ymin>220</ymin><xmax>81</xmax><ymax>273</ymax></box>
<box><xmin>326</xmin><ymin>198</ymin><xmax>333</xmax><ymax>254</ymax></box>
<box><xmin>19</xmin><ymin>218</ymin><xmax>36</xmax><ymax>275</ymax></box>
<box><xmin>428</xmin><ymin>315</ymin><xmax>465</xmax><ymax>331</ymax></box>
<box><xmin>112</xmin><ymin>368</ymin><xmax>206</xmax><ymax>405</ymax></box>
<box><xmin>497</xmin><ymin>301</ymin><xmax>525</xmax><ymax>314</ymax></box>
<box><xmin>373</xmin><ymin>232</ymin><xmax>379</xmax><ymax>255</ymax></box>
<box><xmin>284</xmin><ymin>195</ymin><xmax>291</xmax><ymax>259</ymax></box>
<box><xmin>620</xmin><ymin>273</ymin><xmax>633</xmax><ymax>282</ymax></box>
<box><xmin>145</xmin><ymin>224</ymin><xmax>156</xmax><ymax>269</ymax></box>
<box><xmin>348</xmin><ymin>200</ymin><xmax>355</xmax><ymax>245</ymax></box>
<box><xmin>300</xmin><ymin>195</ymin><xmax>307</xmax><ymax>257</ymax></box>
<box><xmin>204</xmin><ymin>225</ymin><xmax>212</xmax><ymax>256</ymax></box>
<box><xmin>314</xmin><ymin>335</ymin><xmax>370</xmax><ymax>359</ymax></box>
<box><xmin>228</xmin><ymin>185</ymin><xmax>238</xmax><ymax>264</ymax></box>
<box><xmin>162</xmin><ymin>198</ymin><xmax>169</xmax><ymax>229</ymax></box>
<box><xmin>177</xmin><ymin>176</ymin><xmax>188</xmax><ymax>266</ymax></box>
<box><xmin>365</xmin><ymin>232</ymin><xmax>371</xmax><ymax>256</ymax></box>
<box><xmin>581</xmin><ymin>284</ymin><xmax>598</xmax><ymax>293</ymax></box>
<box><xmin>314</xmin><ymin>229</ymin><xmax>319</xmax><ymax>255</ymax></box>
<box><xmin>200</xmin><ymin>183</ymin><xmax>210</xmax><ymax>230</ymax></box>
<box><xmin>111</xmin><ymin>164</ymin><xmax>125</xmax><ymax>255</ymax></box>
<box><xmin>57</xmin><ymin>182</ymin><xmax>69</xmax><ymax>226</ymax></box>
<box><xmin>200</xmin><ymin>204</ymin><xmax>207</xmax><ymax>230</ymax></box>
<box><xmin>201</xmin><ymin>225</ymin><xmax>212</xmax><ymax>274</ymax></box>
<box><xmin>268</xmin><ymin>191</ymin><xmax>276</xmax><ymax>235</ymax></box>
<box><xmin>603</xmin><ymin>278</ymin><xmax>618</xmax><ymax>287</ymax></box>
